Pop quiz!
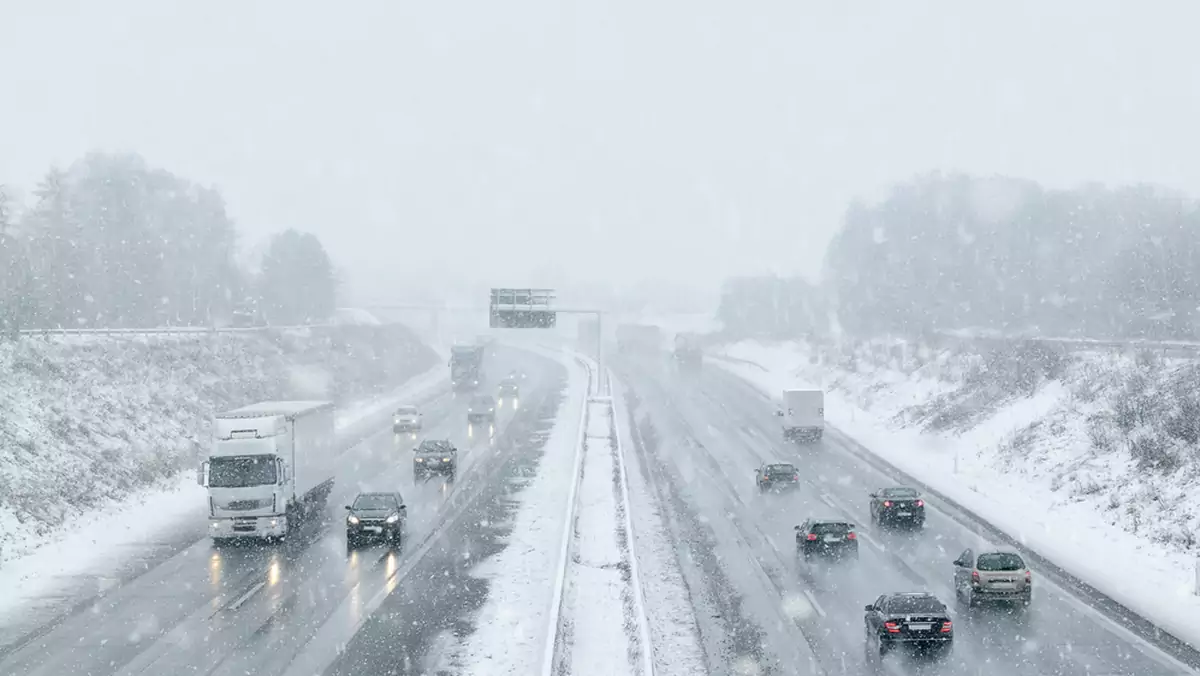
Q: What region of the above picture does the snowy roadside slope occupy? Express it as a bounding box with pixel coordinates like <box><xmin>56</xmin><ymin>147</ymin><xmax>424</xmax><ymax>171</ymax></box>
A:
<box><xmin>712</xmin><ymin>339</ymin><xmax>1200</xmax><ymax>652</ymax></box>
<box><xmin>0</xmin><ymin>325</ymin><xmax>436</xmax><ymax>562</ymax></box>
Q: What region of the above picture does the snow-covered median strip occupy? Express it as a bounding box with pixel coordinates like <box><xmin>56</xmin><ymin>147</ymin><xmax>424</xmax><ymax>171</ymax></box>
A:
<box><xmin>451</xmin><ymin>348</ymin><xmax>590</xmax><ymax>675</ymax></box>
<box><xmin>556</xmin><ymin>394</ymin><xmax>654</xmax><ymax>676</ymax></box>
<box><xmin>711</xmin><ymin>339</ymin><xmax>1200</xmax><ymax>654</ymax></box>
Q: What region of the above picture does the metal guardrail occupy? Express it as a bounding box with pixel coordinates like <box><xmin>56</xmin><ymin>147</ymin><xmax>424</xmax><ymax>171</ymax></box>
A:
<box><xmin>9</xmin><ymin>323</ymin><xmax>384</xmax><ymax>337</ymax></box>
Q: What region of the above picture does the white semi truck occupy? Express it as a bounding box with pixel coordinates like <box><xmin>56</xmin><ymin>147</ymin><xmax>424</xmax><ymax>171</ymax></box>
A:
<box><xmin>776</xmin><ymin>388</ymin><xmax>824</xmax><ymax>442</ymax></box>
<box><xmin>201</xmin><ymin>400</ymin><xmax>337</xmax><ymax>541</ymax></box>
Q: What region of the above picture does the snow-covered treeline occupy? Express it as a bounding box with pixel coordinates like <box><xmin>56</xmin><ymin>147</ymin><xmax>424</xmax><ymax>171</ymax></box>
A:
<box><xmin>0</xmin><ymin>152</ymin><xmax>337</xmax><ymax>332</ymax></box>
<box><xmin>0</xmin><ymin>324</ymin><xmax>436</xmax><ymax>559</ymax></box>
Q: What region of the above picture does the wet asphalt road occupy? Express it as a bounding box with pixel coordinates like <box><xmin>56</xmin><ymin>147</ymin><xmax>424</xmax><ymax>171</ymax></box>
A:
<box><xmin>615</xmin><ymin>354</ymin><xmax>1197</xmax><ymax>676</ymax></box>
<box><xmin>0</xmin><ymin>346</ymin><xmax>565</xmax><ymax>676</ymax></box>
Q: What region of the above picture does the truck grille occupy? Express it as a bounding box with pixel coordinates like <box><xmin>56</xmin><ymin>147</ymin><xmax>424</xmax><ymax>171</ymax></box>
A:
<box><xmin>232</xmin><ymin>517</ymin><xmax>258</xmax><ymax>532</ymax></box>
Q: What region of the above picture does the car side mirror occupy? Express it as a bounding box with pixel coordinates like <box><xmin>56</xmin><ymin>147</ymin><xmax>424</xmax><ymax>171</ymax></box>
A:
<box><xmin>399</xmin><ymin>504</ymin><xmax>407</xmax><ymax>511</ymax></box>
<box><xmin>344</xmin><ymin>505</ymin><xmax>352</xmax><ymax>510</ymax></box>
<box><xmin>793</xmin><ymin>525</ymin><xmax>802</xmax><ymax>531</ymax></box>
<box><xmin>864</xmin><ymin>604</ymin><xmax>874</xmax><ymax>612</ymax></box>
<box><xmin>953</xmin><ymin>558</ymin><xmax>964</xmax><ymax>567</ymax></box>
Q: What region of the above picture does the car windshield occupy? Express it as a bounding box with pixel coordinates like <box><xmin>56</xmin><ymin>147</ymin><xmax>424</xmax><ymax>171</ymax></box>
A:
<box><xmin>208</xmin><ymin>455</ymin><xmax>277</xmax><ymax>488</ymax></box>
<box><xmin>810</xmin><ymin>522</ymin><xmax>851</xmax><ymax>534</ymax></box>
<box><xmin>396</xmin><ymin>407</ymin><xmax>417</xmax><ymax>415</ymax></box>
<box><xmin>977</xmin><ymin>552</ymin><xmax>1025</xmax><ymax>571</ymax></box>
<box><xmin>472</xmin><ymin>397</ymin><xmax>493</xmax><ymax>406</ymax></box>
<box><xmin>882</xmin><ymin>488</ymin><xmax>919</xmax><ymax>498</ymax></box>
<box><xmin>417</xmin><ymin>441</ymin><xmax>451</xmax><ymax>454</ymax></box>
<box><xmin>886</xmin><ymin>596</ymin><xmax>943</xmax><ymax>614</ymax></box>
<box><xmin>353</xmin><ymin>494</ymin><xmax>396</xmax><ymax>510</ymax></box>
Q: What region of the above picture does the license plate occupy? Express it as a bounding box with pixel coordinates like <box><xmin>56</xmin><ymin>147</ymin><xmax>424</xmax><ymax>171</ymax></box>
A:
<box><xmin>823</xmin><ymin>535</ymin><xmax>841</xmax><ymax>542</ymax></box>
<box><xmin>896</xmin><ymin>511</ymin><xmax>912</xmax><ymax>516</ymax></box>
<box><xmin>991</xmin><ymin>582</ymin><xmax>1015</xmax><ymax>589</ymax></box>
<box><xmin>907</xmin><ymin>623</ymin><xmax>932</xmax><ymax>632</ymax></box>
<box><xmin>365</xmin><ymin>526</ymin><xmax>382</xmax><ymax>533</ymax></box>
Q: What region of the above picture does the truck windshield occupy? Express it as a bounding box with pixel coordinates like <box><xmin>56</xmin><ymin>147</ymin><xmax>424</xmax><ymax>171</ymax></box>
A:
<box><xmin>209</xmin><ymin>455</ymin><xmax>277</xmax><ymax>488</ymax></box>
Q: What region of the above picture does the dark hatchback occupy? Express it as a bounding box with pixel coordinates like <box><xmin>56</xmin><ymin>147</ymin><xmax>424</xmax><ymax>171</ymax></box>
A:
<box><xmin>345</xmin><ymin>491</ymin><xmax>407</xmax><ymax>547</ymax></box>
<box><xmin>756</xmin><ymin>462</ymin><xmax>800</xmax><ymax>492</ymax></box>
<box><xmin>796</xmin><ymin>519</ymin><xmax>859</xmax><ymax>561</ymax></box>
<box><xmin>864</xmin><ymin>592</ymin><xmax>953</xmax><ymax>659</ymax></box>
<box><xmin>869</xmin><ymin>486</ymin><xmax>926</xmax><ymax>528</ymax></box>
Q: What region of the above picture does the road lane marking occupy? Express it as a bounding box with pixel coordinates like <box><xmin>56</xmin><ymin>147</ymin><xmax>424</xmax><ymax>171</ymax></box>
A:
<box><xmin>802</xmin><ymin>589</ymin><xmax>827</xmax><ymax>618</ymax></box>
<box><xmin>225</xmin><ymin>581</ymin><xmax>266</xmax><ymax>612</ymax></box>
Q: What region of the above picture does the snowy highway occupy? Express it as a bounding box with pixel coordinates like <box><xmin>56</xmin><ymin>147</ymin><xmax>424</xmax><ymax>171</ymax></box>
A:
<box><xmin>0</xmin><ymin>347</ymin><xmax>567</xmax><ymax>676</ymax></box>
<box><xmin>616</xmin><ymin>354</ymin><xmax>1200</xmax><ymax>676</ymax></box>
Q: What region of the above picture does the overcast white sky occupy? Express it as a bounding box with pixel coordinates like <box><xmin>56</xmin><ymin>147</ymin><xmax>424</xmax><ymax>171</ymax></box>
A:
<box><xmin>2</xmin><ymin>0</ymin><xmax>1198</xmax><ymax>302</ymax></box>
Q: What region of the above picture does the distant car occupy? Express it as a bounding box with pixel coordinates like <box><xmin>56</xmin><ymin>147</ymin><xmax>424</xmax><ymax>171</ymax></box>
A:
<box><xmin>392</xmin><ymin>405</ymin><xmax>422</xmax><ymax>433</ymax></box>
<box><xmin>413</xmin><ymin>439</ymin><xmax>458</xmax><ymax>479</ymax></box>
<box><xmin>864</xmin><ymin>592</ymin><xmax>953</xmax><ymax>659</ymax></box>
<box><xmin>468</xmin><ymin>395</ymin><xmax>497</xmax><ymax>424</ymax></box>
<box><xmin>869</xmin><ymin>486</ymin><xmax>925</xmax><ymax>529</ymax></box>
<box><xmin>795</xmin><ymin>519</ymin><xmax>859</xmax><ymax>561</ymax></box>
<box><xmin>345</xmin><ymin>491</ymin><xmax>407</xmax><ymax>547</ymax></box>
<box><xmin>498</xmin><ymin>377</ymin><xmax>520</xmax><ymax>400</ymax></box>
<box><xmin>953</xmin><ymin>548</ymin><xmax>1032</xmax><ymax>608</ymax></box>
<box><xmin>755</xmin><ymin>462</ymin><xmax>800</xmax><ymax>492</ymax></box>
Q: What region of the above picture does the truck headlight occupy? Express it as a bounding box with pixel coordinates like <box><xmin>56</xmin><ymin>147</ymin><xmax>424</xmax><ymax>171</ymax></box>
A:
<box><xmin>415</xmin><ymin>457</ymin><xmax>424</xmax><ymax>462</ymax></box>
<box><xmin>442</xmin><ymin>457</ymin><xmax>451</xmax><ymax>461</ymax></box>
<box><xmin>347</xmin><ymin>515</ymin><xmax>359</xmax><ymax>525</ymax></box>
<box><xmin>210</xmin><ymin>521</ymin><xmax>220</xmax><ymax>529</ymax></box>
<box><xmin>386</xmin><ymin>514</ymin><xmax>400</xmax><ymax>524</ymax></box>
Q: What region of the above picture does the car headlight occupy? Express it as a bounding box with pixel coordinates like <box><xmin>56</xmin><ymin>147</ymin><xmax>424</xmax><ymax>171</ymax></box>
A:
<box><xmin>347</xmin><ymin>515</ymin><xmax>359</xmax><ymax>524</ymax></box>
<box><xmin>443</xmin><ymin>457</ymin><xmax>450</xmax><ymax>461</ymax></box>
<box><xmin>415</xmin><ymin>457</ymin><xmax>424</xmax><ymax>462</ymax></box>
<box><xmin>210</xmin><ymin>521</ymin><xmax>220</xmax><ymax>529</ymax></box>
<box><xmin>386</xmin><ymin>514</ymin><xmax>400</xmax><ymax>524</ymax></box>
<box><xmin>489</xmin><ymin>407</ymin><xmax>494</xmax><ymax>412</ymax></box>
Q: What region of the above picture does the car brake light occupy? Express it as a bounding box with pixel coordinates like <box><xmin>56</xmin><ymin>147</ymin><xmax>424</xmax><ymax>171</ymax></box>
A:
<box><xmin>794</xmin><ymin>474</ymin><xmax>799</xmax><ymax>481</ymax></box>
<box><xmin>884</xmin><ymin>622</ymin><xmax>900</xmax><ymax>633</ymax></box>
<box><xmin>941</xmin><ymin>621</ymin><xmax>952</xmax><ymax>633</ymax></box>
<box><xmin>1026</xmin><ymin>570</ymin><xmax>1032</xmax><ymax>584</ymax></box>
<box><xmin>971</xmin><ymin>570</ymin><xmax>980</xmax><ymax>584</ymax></box>
<box><xmin>883</xmin><ymin>500</ymin><xmax>892</xmax><ymax>507</ymax></box>
<box><xmin>806</xmin><ymin>533</ymin><xmax>818</xmax><ymax>541</ymax></box>
<box><xmin>915</xmin><ymin>499</ymin><xmax>924</xmax><ymax>507</ymax></box>
<box><xmin>847</xmin><ymin>532</ymin><xmax>857</xmax><ymax>540</ymax></box>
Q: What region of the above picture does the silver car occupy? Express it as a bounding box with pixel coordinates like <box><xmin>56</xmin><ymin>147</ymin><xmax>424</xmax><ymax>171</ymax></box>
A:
<box><xmin>953</xmin><ymin>548</ymin><xmax>1032</xmax><ymax>607</ymax></box>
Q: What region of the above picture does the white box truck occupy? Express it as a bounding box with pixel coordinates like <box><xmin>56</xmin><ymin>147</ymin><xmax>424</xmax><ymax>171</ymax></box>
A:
<box><xmin>776</xmin><ymin>389</ymin><xmax>824</xmax><ymax>442</ymax></box>
<box><xmin>201</xmin><ymin>400</ymin><xmax>336</xmax><ymax>541</ymax></box>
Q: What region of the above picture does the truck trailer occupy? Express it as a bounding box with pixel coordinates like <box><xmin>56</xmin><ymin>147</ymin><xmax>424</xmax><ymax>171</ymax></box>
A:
<box><xmin>450</xmin><ymin>344</ymin><xmax>485</xmax><ymax>391</ymax></box>
<box><xmin>201</xmin><ymin>400</ymin><xmax>336</xmax><ymax>541</ymax></box>
<box><xmin>776</xmin><ymin>389</ymin><xmax>824</xmax><ymax>442</ymax></box>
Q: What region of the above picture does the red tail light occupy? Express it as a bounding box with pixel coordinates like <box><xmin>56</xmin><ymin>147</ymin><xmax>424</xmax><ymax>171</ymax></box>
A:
<box><xmin>806</xmin><ymin>533</ymin><xmax>818</xmax><ymax>541</ymax></box>
<box><xmin>915</xmin><ymin>499</ymin><xmax>924</xmax><ymax>507</ymax></box>
<box><xmin>971</xmin><ymin>570</ymin><xmax>980</xmax><ymax>584</ymax></box>
<box><xmin>1026</xmin><ymin>570</ymin><xmax>1032</xmax><ymax>584</ymax></box>
<box><xmin>883</xmin><ymin>500</ymin><xmax>892</xmax><ymax>507</ymax></box>
<box><xmin>794</xmin><ymin>474</ymin><xmax>799</xmax><ymax>481</ymax></box>
<box><xmin>941</xmin><ymin>621</ymin><xmax>952</xmax><ymax>633</ymax></box>
<box><xmin>884</xmin><ymin>622</ymin><xmax>900</xmax><ymax>633</ymax></box>
<box><xmin>847</xmin><ymin>532</ymin><xmax>857</xmax><ymax>540</ymax></box>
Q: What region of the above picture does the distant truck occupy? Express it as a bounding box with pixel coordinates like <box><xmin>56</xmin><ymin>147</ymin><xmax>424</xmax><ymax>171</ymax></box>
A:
<box><xmin>775</xmin><ymin>389</ymin><xmax>824</xmax><ymax>442</ymax></box>
<box><xmin>673</xmin><ymin>332</ymin><xmax>703</xmax><ymax>371</ymax></box>
<box><xmin>616</xmin><ymin>324</ymin><xmax>662</xmax><ymax>353</ymax></box>
<box><xmin>450</xmin><ymin>344</ymin><xmax>485</xmax><ymax>390</ymax></box>
<box><xmin>201</xmin><ymin>401</ymin><xmax>336</xmax><ymax>541</ymax></box>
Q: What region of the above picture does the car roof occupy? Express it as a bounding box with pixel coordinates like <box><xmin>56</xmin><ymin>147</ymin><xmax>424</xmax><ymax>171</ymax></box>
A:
<box><xmin>765</xmin><ymin>462</ymin><xmax>796</xmax><ymax>469</ymax></box>
<box><xmin>395</xmin><ymin>404</ymin><xmax>418</xmax><ymax>411</ymax></box>
<box><xmin>880</xmin><ymin>486</ymin><xmax>919</xmax><ymax>495</ymax></box>
<box><xmin>355</xmin><ymin>491</ymin><xmax>399</xmax><ymax>498</ymax></box>
<box><xmin>416</xmin><ymin>439</ymin><xmax>454</xmax><ymax>449</ymax></box>
<box><xmin>883</xmin><ymin>592</ymin><xmax>945</xmax><ymax>610</ymax></box>
<box><xmin>804</xmin><ymin>519</ymin><xmax>853</xmax><ymax>528</ymax></box>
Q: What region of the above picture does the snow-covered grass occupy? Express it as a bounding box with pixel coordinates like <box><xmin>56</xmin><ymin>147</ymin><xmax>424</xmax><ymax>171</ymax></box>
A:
<box><xmin>451</xmin><ymin>347</ymin><xmax>589</xmax><ymax>676</ymax></box>
<box><xmin>712</xmin><ymin>339</ymin><xmax>1200</xmax><ymax>652</ymax></box>
<box><xmin>0</xmin><ymin>325</ymin><xmax>436</xmax><ymax>563</ymax></box>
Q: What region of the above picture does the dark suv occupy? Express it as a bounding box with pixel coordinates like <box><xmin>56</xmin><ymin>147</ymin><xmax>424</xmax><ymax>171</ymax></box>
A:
<box><xmin>755</xmin><ymin>462</ymin><xmax>800</xmax><ymax>492</ymax></box>
<box><xmin>413</xmin><ymin>439</ymin><xmax>458</xmax><ymax>479</ymax></box>
<box><xmin>345</xmin><ymin>491</ymin><xmax>407</xmax><ymax>547</ymax></box>
<box><xmin>864</xmin><ymin>592</ymin><xmax>953</xmax><ymax>660</ymax></box>
<box><xmin>795</xmin><ymin>519</ymin><xmax>858</xmax><ymax>561</ymax></box>
<box><xmin>869</xmin><ymin>486</ymin><xmax>926</xmax><ymax>529</ymax></box>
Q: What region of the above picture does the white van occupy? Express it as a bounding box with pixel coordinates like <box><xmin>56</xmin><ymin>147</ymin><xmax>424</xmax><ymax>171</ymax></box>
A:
<box><xmin>776</xmin><ymin>389</ymin><xmax>824</xmax><ymax>442</ymax></box>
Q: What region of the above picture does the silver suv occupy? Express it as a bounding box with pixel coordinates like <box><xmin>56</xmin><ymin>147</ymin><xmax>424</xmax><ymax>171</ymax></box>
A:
<box><xmin>953</xmin><ymin>548</ymin><xmax>1032</xmax><ymax>607</ymax></box>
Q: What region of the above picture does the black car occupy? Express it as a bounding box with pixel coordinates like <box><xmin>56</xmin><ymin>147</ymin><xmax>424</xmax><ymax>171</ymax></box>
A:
<box><xmin>869</xmin><ymin>486</ymin><xmax>926</xmax><ymax>528</ymax></box>
<box><xmin>755</xmin><ymin>462</ymin><xmax>800</xmax><ymax>492</ymax></box>
<box><xmin>345</xmin><ymin>491</ymin><xmax>407</xmax><ymax>547</ymax></box>
<box><xmin>795</xmin><ymin>519</ymin><xmax>859</xmax><ymax>561</ymax></box>
<box><xmin>864</xmin><ymin>592</ymin><xmax>953</xmax><ymax>659</ymax></box>
<box><xmin>413</xmin><ymin>439</ymin><xmax>458</xmax><ymax>479</ymax></box>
